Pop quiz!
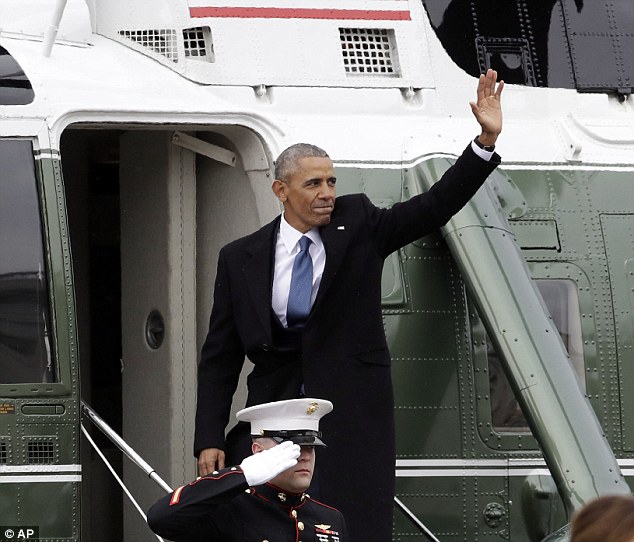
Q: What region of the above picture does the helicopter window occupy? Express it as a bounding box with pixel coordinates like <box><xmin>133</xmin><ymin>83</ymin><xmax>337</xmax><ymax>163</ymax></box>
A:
<box><xmin>535</xmin><ymin>279</ymin><xmax>585</xmax><ymax>384</ymax></box>
<box><xmin>489</xmin><ymin>279</ymin><xmax>584</xmax><ymax>432</ymax></box>
<box><xmin>0</xmin><ymin>46</ymin><xmax>35</xmax><ymax>105</ymax></box>
<box><xmin>0</xmin><ymin>140</ymin><xmax>56</xmax><ymax>384</ymax></box>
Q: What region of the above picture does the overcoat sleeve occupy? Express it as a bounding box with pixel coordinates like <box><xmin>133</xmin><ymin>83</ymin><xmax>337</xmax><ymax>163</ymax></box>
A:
<box><xmin>147</xmin><ymin>467</ymin><xmax>248</xmax><ymax>541</ymax></box>
<box><xmin>194</xmin><ymin>248</ymin><xmax>246</xmax><ymax>455</ymax></box>
<box><xmin>367</xmin><ymin>144</ymin><xmax>500</xmax><ymax>257</ymax></box>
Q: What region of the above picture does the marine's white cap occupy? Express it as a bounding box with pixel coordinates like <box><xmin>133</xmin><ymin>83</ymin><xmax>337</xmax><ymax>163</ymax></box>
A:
<box><xmin>236</xmin><ymin>398</ymin><xmax>333</xmax><ymax>446</ymax></box>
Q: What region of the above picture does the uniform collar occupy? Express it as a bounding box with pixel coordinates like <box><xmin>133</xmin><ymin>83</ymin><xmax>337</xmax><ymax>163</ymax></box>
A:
<box><xmin>253</xmin><ymin>482</ymin><xmax>308</xmax><ymax>508</ymax></box>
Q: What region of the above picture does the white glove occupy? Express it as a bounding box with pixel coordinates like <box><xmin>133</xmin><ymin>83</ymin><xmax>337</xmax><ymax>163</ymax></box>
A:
<box><xmin>240</xmin><ymin>441</ymin><xmax>300</xmax><ymax>487</ymax></box>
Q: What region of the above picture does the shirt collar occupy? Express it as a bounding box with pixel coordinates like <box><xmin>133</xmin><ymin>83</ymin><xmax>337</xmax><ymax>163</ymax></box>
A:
<box><xmin>280</xmin><ymin>214</ymin><xmax>320</xmax><ymax>255</ymax></box>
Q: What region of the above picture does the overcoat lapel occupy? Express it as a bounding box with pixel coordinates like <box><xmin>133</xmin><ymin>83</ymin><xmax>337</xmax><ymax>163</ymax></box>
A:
<box><xmin>241</xmin><ymin>217</ymin><xmax>280</xmax><ymax>341</ymax></box>
<box><xmin>311</xmin><ymin>214</ymin><xmax>350</xmax><ymax>315</ymax></box>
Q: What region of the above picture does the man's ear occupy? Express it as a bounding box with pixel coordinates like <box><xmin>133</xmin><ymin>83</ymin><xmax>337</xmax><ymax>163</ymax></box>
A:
<box><xmin>252</xmin><ymin>441</ymin><xmax>263</xmax><ymax>455</ymax></box>
<box><xmin>272</xmin><ymin>179</ymin><xmax>287</xmax><ymax>202</ymax></box>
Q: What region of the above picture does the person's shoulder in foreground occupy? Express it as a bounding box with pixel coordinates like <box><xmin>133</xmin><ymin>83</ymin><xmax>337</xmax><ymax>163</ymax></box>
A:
<box><xmin>571</xmin><ymin>494</ymin><xmax>634</xmax><ymax>542</ymax></box>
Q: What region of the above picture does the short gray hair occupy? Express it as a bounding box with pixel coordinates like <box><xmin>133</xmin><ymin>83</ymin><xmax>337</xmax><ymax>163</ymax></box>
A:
<box><xmin>274</xmin><ymin>143</ymin><xmax>329</xmax><ymax>183</ymax></box>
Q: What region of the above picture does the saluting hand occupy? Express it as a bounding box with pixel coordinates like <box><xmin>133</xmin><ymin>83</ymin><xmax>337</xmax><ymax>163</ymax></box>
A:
<box><xmin>240</xmin><ymin>441</ymin><xmax>301</xmax><ymax>487</ymax></box>
<box><xmin>470</xmin><ymin>68</ymin><xmax>504</xmax><ymax>147</ymax></box>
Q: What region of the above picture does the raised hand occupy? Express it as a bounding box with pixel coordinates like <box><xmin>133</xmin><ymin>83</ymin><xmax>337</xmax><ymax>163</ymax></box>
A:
<box><xmin>240</xmin><ymin>441</ymin><xmax>301</xmax><ymax>487</ymax></box>
<box><xmin>469</xmin><ymin>68</ymin><xmax>504</xmax><ymax>147</ymax></box>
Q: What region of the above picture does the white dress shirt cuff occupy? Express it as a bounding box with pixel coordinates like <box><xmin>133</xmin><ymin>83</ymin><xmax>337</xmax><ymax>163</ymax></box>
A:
<box><xmin>470</xmin><ymin>140</ymin><xmax>494</xmax><ymax>162</ymax></box>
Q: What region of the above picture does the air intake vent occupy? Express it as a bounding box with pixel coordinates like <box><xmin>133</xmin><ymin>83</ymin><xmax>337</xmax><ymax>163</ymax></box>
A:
<box><xmin>340</xmin><ymin>28</ymin><xmax>400</xmax><ymax>76</ymax></box>
<box><xmin>119</xmin><ymin>29</ymin><xmax>179</xmax><ymax>62</ymax></box>
<box><xmin>27</xmin><ymin>439</ymin><xmax>55</xmax><ymax>464</ymax></box>
<box><xmin>0</xmin><ymin>441</ymin><xmax>7</xmax><ymax>464</ymax></box>
<box><xmin>183</xmin><ymin>26</ymin><xmax>214</xmax><ymax>62</ymax></box>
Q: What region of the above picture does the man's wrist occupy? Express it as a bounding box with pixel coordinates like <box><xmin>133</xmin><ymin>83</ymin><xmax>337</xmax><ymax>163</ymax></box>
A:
<box><xmin>474</xmin><ymin>134</ymin><xmax>497</xmax><ymax>151</ymax></box>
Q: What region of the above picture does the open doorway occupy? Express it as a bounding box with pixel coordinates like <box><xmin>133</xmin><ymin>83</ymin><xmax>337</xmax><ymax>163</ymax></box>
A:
<box><xmin>61</xmin><ymin>129</ymin><xmax>124</xmax><ymax>542</ymax></box>
<box><xmin>60</xmin><ymin>126</ymin><xmax>274</xmax><ymax>542</ymax></box>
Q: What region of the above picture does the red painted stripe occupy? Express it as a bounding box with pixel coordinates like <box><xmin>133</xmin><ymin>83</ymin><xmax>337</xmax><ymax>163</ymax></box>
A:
<box><xmin>190</xmin><ymin>7</ymin><xmax>411</xmax><ymax>20</ymax></box>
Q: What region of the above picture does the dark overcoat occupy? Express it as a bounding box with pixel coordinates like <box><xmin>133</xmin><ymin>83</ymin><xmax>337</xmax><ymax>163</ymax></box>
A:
<box><xmin>194</xmin><ymin>144</ymin><xmax>500</xmax><ymax>541</ymax></box>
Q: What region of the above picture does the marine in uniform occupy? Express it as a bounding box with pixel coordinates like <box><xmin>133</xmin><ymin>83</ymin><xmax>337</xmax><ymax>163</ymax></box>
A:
<box><xmin>148</xmin><ymin>398</ymin><xmax>346</xmax><ymax>541</ymax></box>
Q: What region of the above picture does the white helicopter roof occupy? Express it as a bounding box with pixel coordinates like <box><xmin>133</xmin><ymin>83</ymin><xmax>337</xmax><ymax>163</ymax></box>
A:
<box><xmin>0</xmin><ymin>0</ymin><xmax>92</xmax><ymax>46</ymax></box>
<box><xmin>0</xmin><ymin>0</ymin><xmax>632</xmax><ymax>166</ymax></box>
<box><xmin>0</xmin><ymin>0</ymin><xmax>435</xmax><ymax>88</ymax></box>
<box><xmin>90</xmin><ymin>0</ymin><xmax>433</xmax><ymax>88</ymax></box>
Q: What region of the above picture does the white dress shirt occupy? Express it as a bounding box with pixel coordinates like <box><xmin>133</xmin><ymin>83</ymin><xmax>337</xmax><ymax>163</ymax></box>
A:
<box><xmin>272</xmin><ymin>214</ymin><xmax>326</xmax><ymax>327</ymax></box>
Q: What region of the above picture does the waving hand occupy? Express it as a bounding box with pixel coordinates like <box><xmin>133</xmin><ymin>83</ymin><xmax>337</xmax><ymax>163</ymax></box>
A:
<box><xmin>470</xmin><ymin>68</ymin><xmax>504</xmax><ymax>147</ymax></box>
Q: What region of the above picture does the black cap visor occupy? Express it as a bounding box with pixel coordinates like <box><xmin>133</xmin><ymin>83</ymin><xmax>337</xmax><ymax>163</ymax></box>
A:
<box><xmin>256</xmin><ymin>429</ymin><xmax>326</xmax><ymax>447</ymax></box>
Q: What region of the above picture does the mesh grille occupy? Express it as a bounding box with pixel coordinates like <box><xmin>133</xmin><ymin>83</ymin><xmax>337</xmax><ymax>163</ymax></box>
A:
<box><xmin>0</xmin><ymin>442</ymin><xmax>7</xmax><ymax>464</ymax></box>
<box><xmin>183</xmin><ymin>27</ymin><xmax>214</xmax><ymax>62</ymax></box>
<box><xmin>340</xmin><ymin>28</ymin><xmax>400</xmax><ymax>76</ymax></box>
<box><xmin>27</xmin><ymin>440</ymin><xmax>55</xmax><ymax>464</ymax></box>
<box><xmin>119</xmin><ymin>29</ymin><xmax>179</xmax><ymax>62</ymax></box>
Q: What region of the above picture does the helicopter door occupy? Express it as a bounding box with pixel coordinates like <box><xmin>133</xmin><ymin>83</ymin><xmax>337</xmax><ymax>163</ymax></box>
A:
<box><xmin>119</xmin><ymin>130</ymin><xmax>198</xmax><ymax>542</ymax></box>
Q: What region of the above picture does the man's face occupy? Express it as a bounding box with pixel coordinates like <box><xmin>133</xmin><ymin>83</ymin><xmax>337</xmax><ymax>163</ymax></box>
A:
<box><xmin>273</xmin><ymin>156</ymin><xmax>336</xmax><ymax>233</ymax></box>
<box><xmin>253</xmin><ymin>439</ymin><xmax>316</xmax><ymax>494</ymax></box>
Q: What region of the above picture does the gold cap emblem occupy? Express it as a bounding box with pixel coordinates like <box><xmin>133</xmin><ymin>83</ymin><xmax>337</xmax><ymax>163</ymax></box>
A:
<box><xmin>306</xmin><ymin>402</ymin><xmax>319</xmax><ymax>414</ymax></box>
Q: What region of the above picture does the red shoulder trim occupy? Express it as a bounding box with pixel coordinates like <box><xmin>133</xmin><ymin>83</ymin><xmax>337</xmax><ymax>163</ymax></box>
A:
<box><xmin>189</xmin><ymin>467</ymin><xmax>244</xmax><ymax>487</ymax></box>
<box><xmin>170</xmin><ymin>469</ymin><xmax>245</xmax><ymax>504</ymax></box>
<box><xmin>170</xmin><ymin>485</ymin><xmax>185</xmax><ymax>506</ymax></box>
<box><xmin>306</xmin><ymin>497</ymin><xmax>342</xmax><ymax>512</ymax></box>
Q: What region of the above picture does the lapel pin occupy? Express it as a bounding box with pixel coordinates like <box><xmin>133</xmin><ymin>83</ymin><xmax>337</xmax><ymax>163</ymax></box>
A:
<box><xmin>337</xmin><ymin>225</ymin><xmax>345</xmax><ymax>230</ymax></box>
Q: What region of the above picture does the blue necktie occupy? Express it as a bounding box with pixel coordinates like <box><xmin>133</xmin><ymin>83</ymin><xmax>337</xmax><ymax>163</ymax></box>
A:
<box><xmin>286</xmin><ymin>236</ymin><xmax>313</xmax><ymax>328</ymax></box>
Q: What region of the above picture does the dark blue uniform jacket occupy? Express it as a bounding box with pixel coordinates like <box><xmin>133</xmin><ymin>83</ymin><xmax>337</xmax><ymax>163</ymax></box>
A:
<box><xmin>148</xmin><ymin>466</ymin><xmax>347</xmax><ymax>541</ymax></box>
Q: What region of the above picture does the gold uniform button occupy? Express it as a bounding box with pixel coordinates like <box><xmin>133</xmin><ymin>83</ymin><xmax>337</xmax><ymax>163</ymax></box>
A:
<box><xmin>298</xmin><ymin>521</ymin><xmax>305</xmax><ymax>531</ymax></box>
<box><xmin>291</xmin><ymin>510</ymin><xmax>297</xmax><ymax>518</ymax></box>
